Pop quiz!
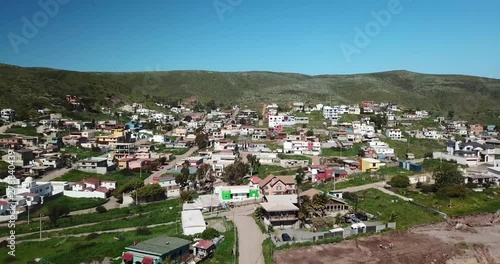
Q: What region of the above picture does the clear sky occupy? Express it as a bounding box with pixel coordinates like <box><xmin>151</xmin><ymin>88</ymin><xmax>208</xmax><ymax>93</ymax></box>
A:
<box><xmin>1</xmin><ymin>0</ymin><xmax>499</xmax><ymax>77</ymax></box>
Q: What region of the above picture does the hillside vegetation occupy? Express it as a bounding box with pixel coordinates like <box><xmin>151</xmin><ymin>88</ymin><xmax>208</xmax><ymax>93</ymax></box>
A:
<box><xmin>1</xmin><ymin>64</ymin><xmax>499</xmax><ymax>122</ymax></box>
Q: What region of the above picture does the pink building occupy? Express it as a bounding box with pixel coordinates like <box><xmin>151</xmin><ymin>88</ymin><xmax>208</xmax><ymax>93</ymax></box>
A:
<box><xmin>260</xmin><ymin>175</ymin><xmax>296</xmax><ymax>196</ymax></box>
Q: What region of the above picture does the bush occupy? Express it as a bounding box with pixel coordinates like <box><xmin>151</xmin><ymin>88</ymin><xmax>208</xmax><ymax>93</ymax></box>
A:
<box><xmin>416</xmin><ymin>182</ymin><xmax>423</xmax><ymax>189</ymax></box>
<box><xmin>421</xmin><ymin>184</ymin><xmax>437</xmax><ymax>193</ymax></box>
<box><xmin>387</xmin><ymin>175</ymin><xmax>410</xmax><ymax>188</ymax></box>
<box><xmin>136</xmin><ymin>226</ymin><xmax>151</xmax><ymax>236</ymax></box>
<box><xmin>201</xmin><ymin>227</ymin><xmax>220</xmax><ymax>240</ymax></box>
<box><xmin>86</xmin><ymin>233</ymin><xmax>100</xmax><ymax>240</ymax></box>
<box><xmin>465</xmin><ymin>182</ymin><xmax>478</xmax><ymax>189</ymax></box>
<box><xmin>95</xmin><ymin>205</ymin><xmax>107</xmax><ymax>214</ymax></box>
<box><xmin>437</xmin><ymin>185</ymin><xmax>467</xmax><ymax>198</ymax></box>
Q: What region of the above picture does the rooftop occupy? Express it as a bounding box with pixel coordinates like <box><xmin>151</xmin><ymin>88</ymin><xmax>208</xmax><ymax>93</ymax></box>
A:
<box><xmin>125</xmin><ymin>236</ymin><xmax>192</xmax><ymax>256</ymax></box>
<box><xmin>260</xmin><ymin>202</ymin><xmax>299</xmax><ymax>212</ymax></box>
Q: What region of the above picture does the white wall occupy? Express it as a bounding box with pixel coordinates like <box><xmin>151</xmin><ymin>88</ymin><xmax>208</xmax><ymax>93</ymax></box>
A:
<box><xmin>63</xmin><ymin>191</ymin><xmax>106</xmax><ymax>199</ymax></box>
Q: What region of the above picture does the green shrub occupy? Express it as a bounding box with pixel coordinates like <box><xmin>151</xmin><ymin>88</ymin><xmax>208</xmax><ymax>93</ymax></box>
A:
<box><xmin>437</xmin><ymin>185</ymin><xmax>467</xmax><ymax>198</ymax></box>
<box><xmin>416</xmin><ymin>182</ymin><xmax>423</xmax><ymax>189</ymax></box>
<box><xmin>465</xmin><ymin>182</ymin><xmax>478</xmax><ymax>188</ymax></box>
<box><xmin>95</xmin><ymin>205</ymin><xmax>107</xmax><ymax>213</ymax></box>
<box><xmin>201</xmin><ymin>227</ymin><xmax>220</xmax><ymax>240</ymax></box>
<box><xmin>387</xmin><ymin>175</ymin><xmax>410</xmax><ymax>188</ymax></box>
<box><xmin>421</xmin><ymin>184</ymin><xmax>437</xmax><ymax>193</ymax></box>
<box><xmin>136</xmin><ymin>226</ymin><xmax>151</xmax><ymax>236</ymax></box>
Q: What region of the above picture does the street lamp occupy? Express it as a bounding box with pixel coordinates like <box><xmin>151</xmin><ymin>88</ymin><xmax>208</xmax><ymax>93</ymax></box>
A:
<box><xmin>39</xmin><ymin>213</ymin><xmax>43</xmax><ymax>242</ymax></box>
<box><xmin>26</xmin><ymin>200</ymin><xmax>32</xmax><ymax>225</ymax></box>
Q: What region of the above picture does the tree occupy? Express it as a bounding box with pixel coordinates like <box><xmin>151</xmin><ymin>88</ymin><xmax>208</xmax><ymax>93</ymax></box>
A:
<box><xmin>201</xmin><ymin>227</ymin><xmax>220</xmax><ymax>240</ymax></box>
<box><xmin>387</xmin><ymin>175</ymin><xmax>410</xmax><ymax>188</ymax></box>
<box><xmin>223</xmin><ymin>161</ymin><xmax>249</xmax><ymax>185</ymax></box>
<box><xmin>47</xmin><ymin>204</ymin><xmax>70</xmax><ymax>226</ymax></box>
<box><xmin>312</xmin><ymin>193</ymin><xmax>329</xmax><ymax>217</ymax></box>
<box><xmin>295</xmin><ymin>167</ymin><xmax>305</xmax><ymax>187</ymax></box>
<box><xmin>298</xmin><ymin>195</ymin><xmax>312</xmax><ymax>227</ymax></box>
<box><xmin>239</xmin><ymin>118</ymin><xmax>247</xmax><ymax>125</ymax></box>
<box><xmin>176</xmin><ymin>160</ymin><xmax>191</xmax><ymax>190</ymax></box>
<box><xmin>247</xmin><ymin>154</ymin><xmax>261</xmax><ymax>176</ymax></box>
<box><xmin>447</xmin><ymin>110</ymin><xmax>455</xmax><ymax>120</ymax></box>
<box><xmin>433</xmin><ymin>163</ymin><xmax>464</xmax><ymax>190</ymax></box>
<box><xmin>306</xmin><ymin>130</ymin><xmax>314</xmax><ymax>137</ymax></box>
<box><xmin>206</xmin><ymin>99</ymin><xmax>217</xmax><ymax>111</ymax></box>
<box><xmin>135</xmin><ymin>184</ymin><xmax>166</xmax><ymax>202</ymax></box>
<box><xmin>184</xmin><ymin>116</ymin><xmax>192</xmax><ymax>122</ymax></box>
<box><xmin>195</xmin><ymin>132</ymin><xmax>209</xmax><ymax>149</ymax></box>
<box><xmin>180</xmin><ymin>190</ymin><xmax>197</xmax><ymax>203</ymax></box>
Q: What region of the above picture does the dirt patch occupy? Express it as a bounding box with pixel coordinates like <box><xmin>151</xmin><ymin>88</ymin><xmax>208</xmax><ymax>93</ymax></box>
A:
<box><xmin>274</xmin><ymin>213</ymin><xmax>500</xmax><ymax>264</ymax></box>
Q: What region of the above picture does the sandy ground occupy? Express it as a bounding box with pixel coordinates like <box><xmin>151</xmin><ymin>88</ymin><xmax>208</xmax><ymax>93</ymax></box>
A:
<box><xmin>274</xmin><ymin>213</ymin><xmax>500</xmax><ymax>264</ymax></box>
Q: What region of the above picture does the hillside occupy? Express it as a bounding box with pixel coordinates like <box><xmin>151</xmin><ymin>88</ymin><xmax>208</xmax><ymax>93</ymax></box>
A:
<box><xmin>1</xmin><ymin>64</ymin><xmax>499</xmax><ymax>123</ymax></box>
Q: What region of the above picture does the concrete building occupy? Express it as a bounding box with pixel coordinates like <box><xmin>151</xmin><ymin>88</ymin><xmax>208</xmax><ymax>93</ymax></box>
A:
<box><xmin>77</xmin><ymin>157</ymin><xmax>112</xmax><ymax>174</ymax></box>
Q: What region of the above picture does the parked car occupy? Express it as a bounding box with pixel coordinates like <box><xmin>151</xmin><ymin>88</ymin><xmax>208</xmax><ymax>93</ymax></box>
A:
<box><xmin>350</xmin><ymin>223</ymin><xmax>366</xmax><ymax>229</ymax></box>
<box><xmin>281</xmin><ymin>233</ymin><xmax>292</xmax><ymax>242</ymax></box>
<box><xmin>355</xmin><ymin>213</ymin><xmax>368</xmax><ymax>221</ymax></box>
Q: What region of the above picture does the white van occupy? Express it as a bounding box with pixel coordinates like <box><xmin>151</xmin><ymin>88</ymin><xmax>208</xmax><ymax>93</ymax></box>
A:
<box><xmin>350</xmin><ymin>223</ymin><xmax>366</xmax><ymax>229</ymax></box>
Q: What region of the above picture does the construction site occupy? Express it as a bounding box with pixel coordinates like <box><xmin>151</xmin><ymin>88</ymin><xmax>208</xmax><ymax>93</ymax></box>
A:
<box><xmin>274</xmin><ymin>212</ymin><xmax>500</xmax><ymax>264</ymax></box>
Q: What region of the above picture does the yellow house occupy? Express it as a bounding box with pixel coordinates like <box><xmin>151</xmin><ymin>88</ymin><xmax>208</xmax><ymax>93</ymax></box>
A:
<box><xmin>359</xmin><ymin>158</ymin><xmax>384</xmax><ymax>172</ymax></box>
<box><xmin>112</xmin><ymin>128</ymin><xmax>125</xmax><ymax>137</ymax></box>
<box><xmin>118</xmin><ymin>157</ymin><xmax>136</xmax><ymax>169</ymax></box>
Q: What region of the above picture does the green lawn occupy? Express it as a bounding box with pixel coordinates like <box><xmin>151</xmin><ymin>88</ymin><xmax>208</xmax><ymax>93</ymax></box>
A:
<box><xmin>1</xmin><ymin>199</ymin><xmax>181</xmax><ymax>237</ymax></box>
<box><xmin>338</xmin><ymin>114</ymin><xmax>360</xmax><ymax>123</ymax></box>
<box><xmin>317</xmin><ymin>167</ymin><xmax>416</xmax><ymax>191</ymax></box>
<box><xmin>382</xmin><ymin>138</ymin><xmax>446</xmax><ymax>159</ymax></box>
<box><xmin>395</xmin><ymin>188</ymin><xmax>500</xmax><ymax>217</ymax></box>
<box><xmin>53</xmin><ymin>169</ymin><xmax>148</xmax><ymax>186</ymax></box>
<box><xmin>5</xmin><ymin>125</ymin><xmax>38</xmax><ymax>136</ymax></box>
<box><xmin>62</xmin><ymin>146</ymin><xmax>105</xmax><ymax>159</ymax></box>
<box><xmin>35</xmin><ymin>196</ymin><xmax>106</xmax><ymax>216</ymax></box>
<box><xmin>352</xmin><ymin>189</ymin><xmax>443</xmax><ymax>229</ymax></box>
<box><xmin>256</xmin><ymin>165</ymin><xmax>297</xmax><ymax>179</ymax></box>
<box><xmin>321</xmin><ymin>143</ymin><xmax>363</xmax><ymax>157</ymax></box>
<box><xmin>0</xmin><ymin>223</ymin><xmax>184</xmax><ymax>264</ymax></box>
<box><xmin>206</xmin><ymin>221</ymin><xmax>237</xmax><ymax>264</ymax></box>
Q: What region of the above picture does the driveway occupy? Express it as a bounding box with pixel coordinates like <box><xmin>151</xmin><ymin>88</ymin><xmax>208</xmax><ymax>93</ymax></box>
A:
<box><xmin>223</xmin><ymin>205</ymin><xmax>267</xmax><ymax>264</ymax></box>
<box><xmin>336</xmin><ymin>181</ymin><xmax>412</xmax><ymax>201</ymax></box>
<box><xmin>144</xmin><ymin>146</ymin><xmax>198</xmax><ymax>184</ymax></box>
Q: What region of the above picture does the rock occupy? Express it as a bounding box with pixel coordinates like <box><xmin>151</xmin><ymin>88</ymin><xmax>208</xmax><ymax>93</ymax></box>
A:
<box><xmin>455</xmin><ymin>223</ymin><xmax>464</xmax><ymax>229</ymax></box>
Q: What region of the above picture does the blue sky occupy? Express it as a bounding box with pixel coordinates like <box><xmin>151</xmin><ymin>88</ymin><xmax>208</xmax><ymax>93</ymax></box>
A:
<box><xmin>1</xmin><ymin>0</ymin><xmax>499</xmax><ymax>77</ymax></box>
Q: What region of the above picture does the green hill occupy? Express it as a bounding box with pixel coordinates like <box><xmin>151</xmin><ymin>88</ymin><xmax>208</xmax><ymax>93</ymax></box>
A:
<box><xmin>1</xmin><ymin>64</ymin><xmax>499</xmax><ymax>123</ymax></box>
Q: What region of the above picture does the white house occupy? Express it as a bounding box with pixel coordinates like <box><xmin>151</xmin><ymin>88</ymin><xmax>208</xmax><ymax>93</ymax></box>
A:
<box><xmin>77</xmin><ymin>157</ymin><xmax>112</xmax><ymax>174</ymax></box>
<box><xmin>6</xmin><ymin>177</ymin><xmax>53</xmax><ymax>198</ymax></box>
<box><xmin>268</xmin><ymin>115</ymin><xmax>297</xmax><ymax>128</ymax></box>
<box><xmin>156</xmin><ymin>176</ymin><xmax>180</xmax><ymax>197</ymax></box>
<box><xmin>386</xmin><ymin>129</ymin><xmax>402</xmax><ymax>140</ymax></box>
<box><xmin>283</xmin><ymin>141</ymin><xmax>321</xmax><ymax>156</ymax></box>
<box><xmin>181</xmin><ymin>210</ymin><xmax>206</xmax><ymax>236</ymax></box>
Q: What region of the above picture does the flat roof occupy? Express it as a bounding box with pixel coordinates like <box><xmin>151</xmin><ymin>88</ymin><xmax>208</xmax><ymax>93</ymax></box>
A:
<box><xmin>362</xmin><ymin>158</ymin><xmax>381</xmax><ymax>163</ymax></box>
<box><xmin>260</xmin><ymin>202</ymin><xmax>298</xmax><ymax>212</ymax></box>
<box><xmin>125</xmin><ymin>236</ymin><xmax>191</xmax><ymax>256</ymax></box>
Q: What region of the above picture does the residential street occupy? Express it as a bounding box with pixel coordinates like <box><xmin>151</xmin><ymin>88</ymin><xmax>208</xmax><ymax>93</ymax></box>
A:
<box><xmin>224</xmin><ymin>205</ymin><xmax>267</xmax><ymax>264</ymax></box>
<box><xmin>144</xmin><ymin>146</ymin><xmax>199</xmax><ymax>184</ymax></box>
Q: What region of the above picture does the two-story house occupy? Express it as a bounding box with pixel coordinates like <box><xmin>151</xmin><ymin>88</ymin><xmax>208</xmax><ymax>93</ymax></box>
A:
<box><xmin>77</xmin><ymin>157</ymin><xmax>112</xmax><ymax>174</ymax></box>
<box><xmin>259</xmin><ymin>175</ymin><xmax>296</xmax><ymax>196</ymax></box>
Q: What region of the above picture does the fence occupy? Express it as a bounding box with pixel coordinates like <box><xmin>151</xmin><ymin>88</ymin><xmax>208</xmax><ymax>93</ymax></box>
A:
<box><xmin>409</xmin><ymin>200</ymin><xmax>448</xmax><ymax>218</ymax></box>
<box><xmin>271</xmin><ymin>222</ymin><xmax>397</xmax><ymax>247</ymax></box>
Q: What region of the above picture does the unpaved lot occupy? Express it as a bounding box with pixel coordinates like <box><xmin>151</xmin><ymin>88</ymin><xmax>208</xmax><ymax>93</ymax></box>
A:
<box><xmin>275</xmin><ymin>213</ymin><xmax>500</xmax><ymax>264</ymax></box>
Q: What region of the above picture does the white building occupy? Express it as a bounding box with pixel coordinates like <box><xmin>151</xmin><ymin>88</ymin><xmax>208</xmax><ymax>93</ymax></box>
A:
<box><xmin>181</xmin><ymin>210</ymin><xmax>206</xmax><ymax>236</ymax></box>
<box><xmin>156</xmin><ymin>176</ymin><xmax>180</xmax><ymax>197</ymax></box>
<box><xmin>7</xmin><ymin>177</ymin><xmax>53</xmax><ymax>198</ymax></box>
<box><xmin>283</xmin><ymin>141</ymin><xmax>321</xmax><ymax>156</ymax></box>
<box><xmin>268</xmin><ymin>115</ymin><xmax>297</xmax><ymax>128</ymax></box>
<box><xmin>386</xmin><ymin>129</ymin><xmax>402</xmax><ymax>140</ymax></box>
<box><xmin>77</xmin><ymin>157</ymin><xmax>112</xmax><ymax>174</ymax></box>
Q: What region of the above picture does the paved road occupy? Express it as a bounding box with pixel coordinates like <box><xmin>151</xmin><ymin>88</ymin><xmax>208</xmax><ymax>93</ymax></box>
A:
<box><xmin>144</xmin><ymin>146</ymin><xmax>199</xmax><ymax>184</ymax></box>
<box><xmin>311</xmin><ymin>155</ymin><xmax>321</xmax><ymax>165</ymax></box>
<box><xmin>224</xmin><ymin>205</ymin><xmax>267</xmax><ymax>264</ymax></box>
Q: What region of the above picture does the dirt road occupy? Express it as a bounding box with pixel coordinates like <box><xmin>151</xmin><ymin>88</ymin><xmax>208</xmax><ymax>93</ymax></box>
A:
<box><xmin>224</xmin><ymin>205</ymin><xmax>267</xmax><ymax>264</ymax></box>
<box><xmin>144</xmin><ymin>146</ymin><xmax>198</xmax><ymax>184</ymax></box>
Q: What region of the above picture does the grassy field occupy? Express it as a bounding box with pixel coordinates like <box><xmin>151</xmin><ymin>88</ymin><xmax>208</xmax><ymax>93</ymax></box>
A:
<box><xmin>53</xmin><ymin>169</ymin><xmax>148</xmax><ymax>186</ymax></box>
<box><xmin>1</xmin><ymin>199</ymin><xmax>181</xmax><ymax>237</ymax></box>
<box><xmin>62</xmin><ymin>146</ymin><xmax>105</xmax><ymax>159</ymax></box>
<box><xmin>295</xmin><ymin>111</ymin><xmax>326</xmax><ymax>128</ymax></box>
<box><xmin>206</xmin><ymin>221</ymin><xmax>237</xmax><ymax>264</ymax></box>
<box><xmin>257</xmin><ymin>165</ymin><xmax>297</xmax><ymax>179</ymax></box>
<box><xmin>338</xmin><ymin>114</ymin><xmax>360</xmax><ymax>123</ymax></box>
<box><xmin>321</xmin><ymin>143</ymin><xmax>363</xmax><ymax>157</ymax></box>
<box><xmin>352</xmin><ymin>189</ymin><xmax>443</xmax><ymax>229</ymax></box>
<box><xmin>5</xmin><ymin>125</ymin><xmax>38</xmax><ymax>136</ymax></box>
<box><xmin>395</xmin><ymin>188</ymin><xmax>500</xmax><ymax>217</ymax></box>
<box><xmin>382</xmin><ymin>138</ymin><xmax>446</xmax><ymax>159</ymax></box>
<box><xmin>316</xmin><ymin>167</ymin><xmax>416</xmax><ymax>191</ymax></box>
<box><xmin>0</xmin><ymin>224</ymin><xmax>182</xmax><ymax>264</ymax></box>
<box><xmin>34</xmin><ymin>195</ymin><xmax>107</xmax><ymax>216</ymax></box>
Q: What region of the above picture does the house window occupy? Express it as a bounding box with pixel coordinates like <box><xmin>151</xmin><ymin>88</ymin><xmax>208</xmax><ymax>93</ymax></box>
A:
<box><xmin>276</xmin><ymin>185</ymin><xmax>282</xmax><ymax>191</ymax></box>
